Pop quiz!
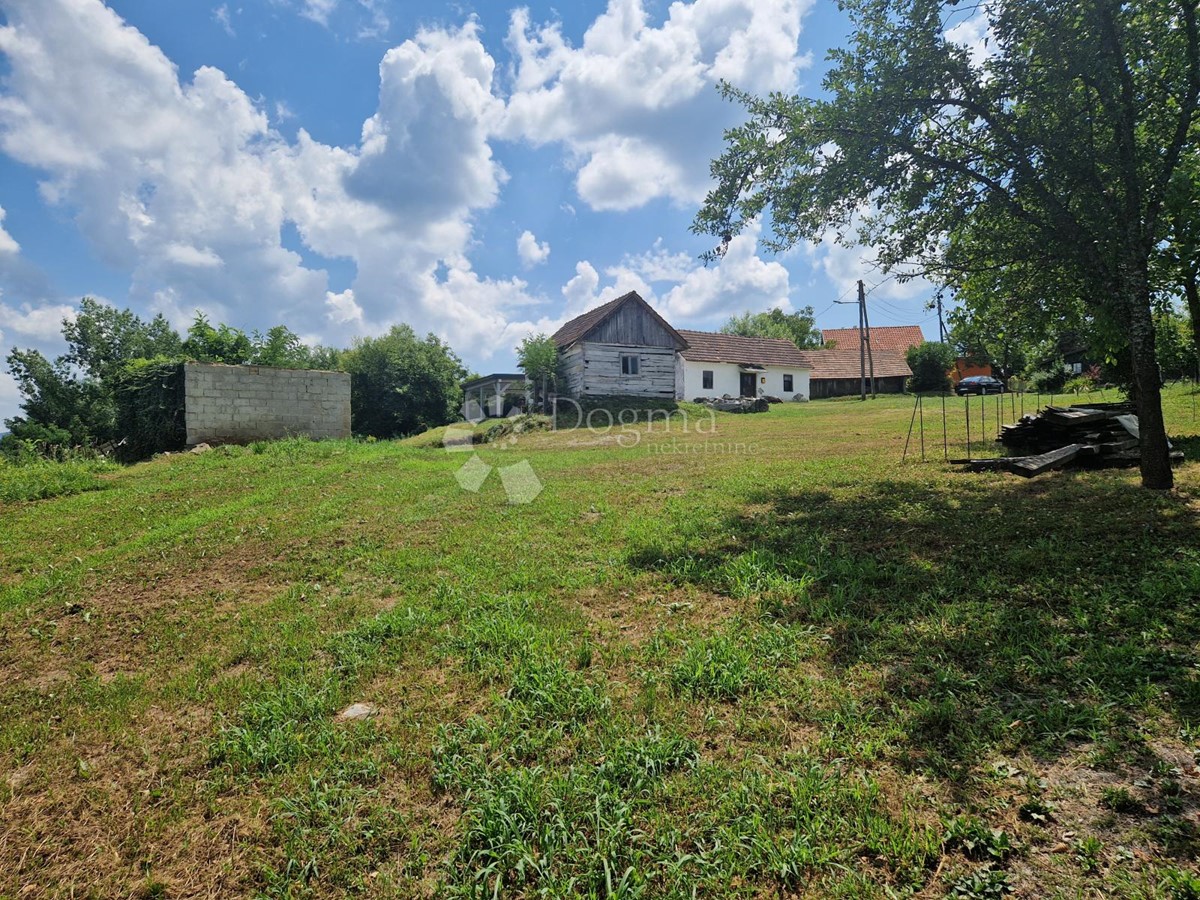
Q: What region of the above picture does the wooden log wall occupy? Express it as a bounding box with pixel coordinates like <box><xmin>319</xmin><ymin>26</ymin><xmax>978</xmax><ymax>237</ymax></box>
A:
<box><xmin>571</xmin><ymin>342</ymin><xmax>677</xmax><ymax>398</ymax></box>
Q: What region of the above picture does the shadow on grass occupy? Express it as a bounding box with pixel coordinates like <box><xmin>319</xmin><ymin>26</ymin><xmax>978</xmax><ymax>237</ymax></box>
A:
<box><xmin>629</xmin><ymin>472</ymin><xmax>1200</xmax><ymax>782</ymax></box>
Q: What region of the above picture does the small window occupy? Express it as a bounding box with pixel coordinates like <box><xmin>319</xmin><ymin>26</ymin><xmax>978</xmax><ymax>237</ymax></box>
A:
<box><xmin>621</xmin><ymin>354</ymin><xmax>640</xmax><ymax>375</ymax></box>
<box><xmin>702</xmin><ymin>370</ymin><xmax>714</xmax><ymax>389</ymax></box>
<box><xmin>783</xmin><ymin>374</ymin><xmax>794</xmax><ymax>392</ymax></box>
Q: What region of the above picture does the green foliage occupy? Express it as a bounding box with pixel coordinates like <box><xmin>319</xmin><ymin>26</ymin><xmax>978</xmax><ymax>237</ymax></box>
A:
<box><xmin>950</xmin><ymin>868</ymin><xmax>1013</xmax><ymax>899</ymax></box>
<box><xmin>1158</xmin><ymin>151</ymin><xmax>1200</xmax><ymax>352</ymax></box>
<box><xmin>1156</xmin><ymin>304</ymin><xmax>1199</xmax><ymax>379</ymax></box>
<box><xmin>1073</xmin><ymin>835</ymin><xmax>1103</xmax><ymax>872</ymax></box>
<box><xmin>1099</xmin><ymin>786</ymin><xmax>1143</xmax><ymax>814</ymax></box>
<box><xmin>1021</xmin><ymin>340</ymin><xmax>1070</xmax><ymax>392</ymax></box>
<box><xmin>0</xmin><ymin>453</ymin><xmax>116</xmax><ymax>502</ymax></box>
<box><xmin>947</xmin><ymin>299</ymin><xmax>1045</xmax><ymax>380</ymax></box>
<box><xmin>720</xmin><ymin>306</ymin><xmax>823</xmax><ymax>349</ymax></box>
<box><xmin>62</xmin><ymin>297</ymin><xmax>182</xmax><ymax>383</ymax></box>
<box><xmin>182</xmin><ymin>315</ymin><xmax>337</xmax><ymax>370</ymax></box>
<box><xmin>4</xmin><ymin>299</ymin><xmax>182</xmax><ymax>452</ymax></box>
<box><xmin>943</xmin><ymin>816</ymin><xmax>1014</xmax><ymax>862</ymax></box>
<box><xmin>1162</xmin><ymin>865</ymin><xmax>1200</xmax><ymax>900</ymax></box>
<box><xmin>3</xmin><ymin>349</ymin><xmax>108</xmax><ymax>451</ymax></box>
<box><xmin>906</xmin><ymin>341</ymin><xmax>954</xmax><ymax>393</ymax></box>
<box><xmin>111</xmin><ymin>358</ymin><xmax>186</xmax><ymax>462</ymax></box>
<box><xmin>1062</xmin><ymin>373</ymin><xmax>1099</xmax><ymax>395</ymax></box>
<box><xmin>341</xmin><ymin>325</ymin><xmax>466</xmax><ymax>438</ymax></box>
<box><xmin>515</xmin><ymin>334</ymin><xmax>557</xmax><ymax>409</ymax></box>
<box><xmin>182</xmin><ymin>313</ymin><xmax>253</xmax><ymax>364</ymax></box>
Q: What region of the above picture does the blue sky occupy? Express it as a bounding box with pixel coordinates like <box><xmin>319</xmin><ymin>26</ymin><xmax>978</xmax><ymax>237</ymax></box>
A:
<box><xmin>0</xmin><ymin>0</ymin><xmax>939</xmax><ymax>422</ymax></box>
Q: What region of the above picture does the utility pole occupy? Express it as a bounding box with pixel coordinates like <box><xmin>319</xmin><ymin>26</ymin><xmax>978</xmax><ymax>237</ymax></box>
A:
<box><xmin>857</xmin><ymin>280</ymin><xmax>866</xmax><ymax>400</ymax></box>
<box><xmin>860</xmin><ymin>280</ymin><xmax>876</xmax><ymax>398</ymax></box>
<box><xmin>936</xmin><ymin>291</ymin><xmax>948</xmax><ymax>343</ymax></box>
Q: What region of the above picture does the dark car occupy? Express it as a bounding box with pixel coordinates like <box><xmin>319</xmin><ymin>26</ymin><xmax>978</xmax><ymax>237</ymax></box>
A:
<box><xmin>955</xmin><ymin>375</ymin><xmax>1006</xmax><ymax>396</ymax></box>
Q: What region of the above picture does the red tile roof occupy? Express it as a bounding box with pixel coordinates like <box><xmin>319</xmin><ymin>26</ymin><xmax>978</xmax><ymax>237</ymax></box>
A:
<box><xmin>820</xmin><ymin>325</ymin><xmax>925</xmax><ymax>353</ymax></box>
<box><xmin>678</xmin><ymin>330</ymin><xmax>812</xmax><ymax>368</ymax></box>
<box><xmin>551</xmin><ymin>291</ymin><xmax>686</xmax><ymax>349</ymax></box>
<box><xmin>800</xmin><ymin>347</ymin><xmax>912</xmax><ymax>380</ymax></box>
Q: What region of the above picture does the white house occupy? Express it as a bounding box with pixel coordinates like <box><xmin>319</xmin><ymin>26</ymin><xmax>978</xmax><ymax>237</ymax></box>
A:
<box><xmin>675</xmin><ymin>331</ymin><xmax>812</xmax><ymax>401</ymax></box>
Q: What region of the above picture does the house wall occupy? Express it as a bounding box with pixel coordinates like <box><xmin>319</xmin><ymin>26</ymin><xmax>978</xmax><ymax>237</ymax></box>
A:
<box><xmin>952</xmin><ymin>359</ymin><xmax>992</xmax><ymax>383</ymax></box>
<box><xmin>184</xmin><ymin>362</ymin><xmax>351</xmax><ymax>445</ymax></box>
<box><xmin>809</xmin><ymin>375</ymin><xmax>908</xmax><ymax>399</ymax></box>
<box><xmin>681</xmin><ymin>359</ymin><xmax>811</xmax><ymax>400</ymax></box>
<box><xmin>584</xmin><ymin>300</ymin><xmax>679</xmax><ymax>347</ymax></box>
<box><xmin>561</xmin><ymin>341</ymin><xmax>676</xmax><ymax>398</ymax></box>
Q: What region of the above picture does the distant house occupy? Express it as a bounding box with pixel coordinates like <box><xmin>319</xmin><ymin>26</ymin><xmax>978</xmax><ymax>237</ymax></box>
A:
<box><xmin>551</xmin><ymin>291</ymin><xmax>689</xmax><ymax>399</ymax></box>
<box><xmin>819</xmin><ymin>325</ymin><xmax>925</xmax><ymax>354</ymax></box>
<box><xmin>804</xmin><ymin>325</ymin><xmax>923</xmax><ymax>398</ymax></box>
<box><xmin>802</xmin><ymin>347</ymin><xmax>913</xmax><ymax>398</ymax></box>
<box><xmin>952</xmin><ymin>357</ymin><xmax>993</xmax><ymax>383</ymax></box>
<box><xmin>676</xmin><ymin>331</ymin><xmax>812</xmax><ymax>400</ymax></box>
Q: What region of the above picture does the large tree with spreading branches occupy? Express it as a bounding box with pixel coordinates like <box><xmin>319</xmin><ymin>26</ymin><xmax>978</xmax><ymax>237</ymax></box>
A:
<box><xmin>694</xmin><ymin>0</ymin><xmax>1200</xmax><ymax>488</ymax></box>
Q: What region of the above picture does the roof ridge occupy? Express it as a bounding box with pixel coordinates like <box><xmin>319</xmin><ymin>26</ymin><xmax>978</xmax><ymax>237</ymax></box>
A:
<box><xmin>550</xmin><ymin>291</ymin><xmax>687</xmax><ymax>350</ymax></box>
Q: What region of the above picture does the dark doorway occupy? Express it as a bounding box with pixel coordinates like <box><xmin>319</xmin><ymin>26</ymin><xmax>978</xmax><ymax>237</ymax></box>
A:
<box><xmin>739</xmin><ymin>372</ymin><xmax>757</xmax><ymax>397</ymax></box>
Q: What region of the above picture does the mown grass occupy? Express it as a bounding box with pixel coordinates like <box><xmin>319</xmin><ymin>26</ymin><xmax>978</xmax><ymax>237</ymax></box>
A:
<box><xmin>2</xmin><ymin>388</ymin><xmax>1200</xmax><ymax>898</ymax></box>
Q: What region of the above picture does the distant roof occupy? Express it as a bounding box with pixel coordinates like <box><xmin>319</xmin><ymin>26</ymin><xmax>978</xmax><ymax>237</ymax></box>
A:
<box><xmin>551</xmin><ymin>291</ymin><xmax>687</xmax><ymax>349</ymax></box>
<box><xmin>463</xmin><ymin>373</ymin><xmax>526</xmax><ymax>390</ymax></box>
<box><xmin>802</xmin><ymin>347</ymin><xmax>912</xmax><ymax>380</ymax></box>
<box><xmin>678</xmin><ymin>330</ymin><xmax>812</xmax><ymax>368</ymax></box>
<box><xmin>820</xmin><ymin>325</ymin><xmax>925</xmax><ymax>353</ymax></box>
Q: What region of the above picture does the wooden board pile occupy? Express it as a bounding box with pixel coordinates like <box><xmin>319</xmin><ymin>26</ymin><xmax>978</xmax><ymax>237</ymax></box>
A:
<box><xmin>957</xmin><ymin>402</ymin><xmax>1181</xmax><ymax>477</ymax></box>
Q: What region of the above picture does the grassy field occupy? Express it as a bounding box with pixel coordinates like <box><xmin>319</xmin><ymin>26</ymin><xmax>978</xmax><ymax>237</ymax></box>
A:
<box><xmin>3</xmin><ymin>387</ymin><xmax>1200</xmax><ymax>899</ymax></box>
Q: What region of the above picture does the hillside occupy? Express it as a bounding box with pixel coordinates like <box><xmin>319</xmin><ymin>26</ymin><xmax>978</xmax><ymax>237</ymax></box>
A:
<box><xmin>3</xmin><ymin>389</ymin><xmax>1200</xmax><ymax>898</ymax></box>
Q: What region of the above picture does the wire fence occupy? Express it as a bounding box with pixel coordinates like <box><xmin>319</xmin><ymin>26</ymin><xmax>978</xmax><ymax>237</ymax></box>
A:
<box><xmin>901</xmin><ymin>385</ymin><xmax>1135</xmax><ymax>463</ymax></box>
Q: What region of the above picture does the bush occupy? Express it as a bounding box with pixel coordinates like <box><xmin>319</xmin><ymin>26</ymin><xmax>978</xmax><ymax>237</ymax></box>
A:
<box><xmin>906</xmin><ymin>341</ymin><xmax>955</xmax><ymax>393</ymax></box>
<box><xmin>1062</xmin><ymin>374</ymin><xmax>1097</xmax><ymax>395</ymax></box>
<box><xmin>111</xmin><ymin>358</ymin><xmax>186</xmax><ymax>461</ymax></box>
<box><xmin>341</xmin><ymin>326</ymin><xmax>466</xmax><ymax>438</ymax></box>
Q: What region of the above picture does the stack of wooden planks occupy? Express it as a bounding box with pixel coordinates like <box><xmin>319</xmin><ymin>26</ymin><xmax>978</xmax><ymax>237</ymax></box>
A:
<box><xmin>956</xmin><ymin>402</ymin><xmax>1181</xmax><ymax>477</ymax></box>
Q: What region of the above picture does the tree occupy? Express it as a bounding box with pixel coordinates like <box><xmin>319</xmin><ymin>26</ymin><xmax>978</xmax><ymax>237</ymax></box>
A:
<box><xmin>1155</xmin><ymin>303</ymin><xmax>1198</xmax><ymax>379</ymax></box>
<box><xmin>516</xmin><ymin>334</ymin><xmax>558</xmax><ymax>411</ymax></box>
<box><xmin>906</xmin><ymin>341</ymin><xmax>954</xmax><ymax>392</ymax></box>
<box><xmin>1159</xmin><ymin>151</ymin><xmax>1200</xmax><ymax>352</ymax></box>
<box><xmin>341</xmin><ymin>325</ymin><xmax>466</xmax><ymax>438</ymax></box>
<box><xmin>720</xmin><ymin>307</ymin><xmax>824</xmax><ymax>348</ymax></box>
<box><xmin>62</xmin><ymin>297</ymin><xmax>181</xmax><ymax>383</ymax></box>
<box><xmin>3</xmin><ymin>348</ymin><xmax>107</xmax><ymax>451</ymax></box>
<box><xmin>695</xmin><ymin>0</ymin><xmax>1200</xmax><ymax>489</ymax></box>
<box><xmin>4</xmin><ymin>299</ymin><xmax>182</xmax><ymax>451</ymax></box>
<box><xmin>182</xmin><ymin>313</ymin><xmax>253</xmax><ymax>364</ymax></box>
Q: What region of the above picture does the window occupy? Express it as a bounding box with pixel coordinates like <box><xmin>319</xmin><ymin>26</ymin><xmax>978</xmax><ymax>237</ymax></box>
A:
<box><xmin>783</xmin><ymin>374</ymin><xmax>793</xmax><ymax>392</ymax></box>
<box><xmin>702</xmin><ymin>370</ymin><xmax>714</xmax><ymax>389</ymax></box>
<box><xmin>621</xmin><ymin>354</ymin><xmax>639</xmax><ymax>375</ymax></box>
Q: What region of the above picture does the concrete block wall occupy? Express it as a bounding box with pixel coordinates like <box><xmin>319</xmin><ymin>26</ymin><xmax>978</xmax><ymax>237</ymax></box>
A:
<box><xmin>184</xmin><ymin>362</ymin><xmax>352</xmax><ymax>445</ymax></box>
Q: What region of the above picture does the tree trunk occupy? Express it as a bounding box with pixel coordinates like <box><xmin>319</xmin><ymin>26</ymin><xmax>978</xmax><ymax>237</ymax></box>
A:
<box><xmin>1126</xmin><ymin>266</ymin><xmax>1173</xmax><ymax>489</ymax></box>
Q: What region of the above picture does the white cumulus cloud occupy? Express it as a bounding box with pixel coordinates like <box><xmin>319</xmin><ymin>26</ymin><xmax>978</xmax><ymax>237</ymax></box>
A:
<box><xmin>502</xmin><ymin>0</ymin><xmax>813</xmax><ymax>210</ymax></box>
<box><xmin>516</xmin><ymin>230</ymin><xmax>550</xmax><ymax>267</ymax></box>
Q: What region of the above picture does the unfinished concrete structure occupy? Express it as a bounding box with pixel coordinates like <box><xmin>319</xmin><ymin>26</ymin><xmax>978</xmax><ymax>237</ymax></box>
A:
<box><xmin>184</xmin><ymin>362</ymin><xmax>351</xmax><ymax>445</ymax></box>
